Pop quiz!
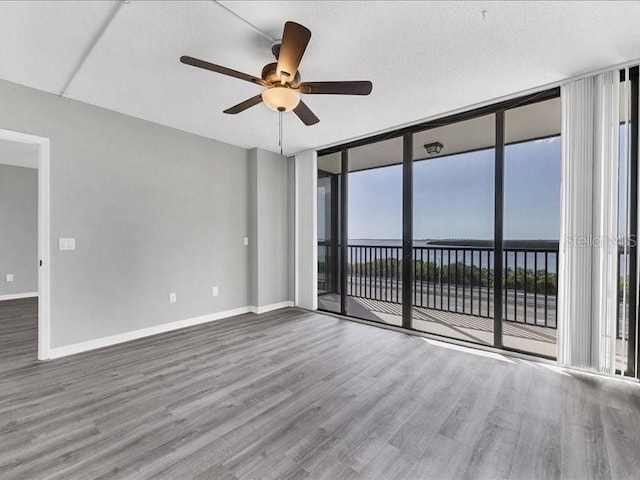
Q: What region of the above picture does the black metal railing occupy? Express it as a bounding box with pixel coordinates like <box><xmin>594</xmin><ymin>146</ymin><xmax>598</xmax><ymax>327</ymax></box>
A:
<box><xmin>348</xmin><ymin>246</ymin><xmax>403</xmax><ymax>304</ymax></box>
<box><xmin>342</xmin><ymin>243</ymin><xmax>558</xmax><ymax>328</ymax></box>
<box><xmin>318</xmin><ymin>241</ymin><xmax>337</xmax><ymax>294</ymax></box>
<box><xmin>411</xmin><ymin>246</ymin><xmax>495</xmax><ymax>320</ymax></box>
<box><xmin>501</xmin><ymin>248</ymin><xmax>558</xmax><ymax>328</ymax></box>
<box><xmin>617</xmin><ymin>246</ymin><xmax>632</xmax><ymax>340</ymax></box>
<box><xmin>319</xmin><ymin>242</ymin><xmax>635</xmax><ymax>337</ymax></box>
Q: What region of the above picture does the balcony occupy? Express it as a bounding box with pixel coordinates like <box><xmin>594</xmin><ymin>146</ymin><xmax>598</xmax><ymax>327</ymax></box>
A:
<box><xmin>319</xmin><ymin>242</ymin><xmax>631</xmax><ymax>363</ymax></box>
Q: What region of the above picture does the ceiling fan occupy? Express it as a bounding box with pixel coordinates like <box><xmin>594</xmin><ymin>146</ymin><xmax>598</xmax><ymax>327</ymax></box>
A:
<box><xmin>180</xmin><ymin>21</ymin><xmax>373</xmax><ymax>126</ymax></box>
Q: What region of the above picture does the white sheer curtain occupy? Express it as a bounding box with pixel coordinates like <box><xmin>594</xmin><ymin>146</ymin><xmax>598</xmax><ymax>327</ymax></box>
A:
<box><xmin>558</xmin><ymin>70</ymin><xmax>619</xmax><ymax>374</ymax></box>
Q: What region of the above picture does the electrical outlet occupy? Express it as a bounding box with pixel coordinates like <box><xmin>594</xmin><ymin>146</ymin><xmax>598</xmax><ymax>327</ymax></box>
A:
<box><xmin>169</xmin><ymin>292</ymin><xmax>177</xmax><ymax>304</ymax></box>
<box><xmin>212</xmin><ymin>286</ymin><xmax>219</xmax><ymax>297</ymax></box>
<box><xmin>243</xmin><ymin>237</ymin><xmax>249</xmax><ymax>246</ymax></box>
<box><xmin>6</xmin><ymin>274</ymin><xmax>14</xmax><ymax>282</ymax></box>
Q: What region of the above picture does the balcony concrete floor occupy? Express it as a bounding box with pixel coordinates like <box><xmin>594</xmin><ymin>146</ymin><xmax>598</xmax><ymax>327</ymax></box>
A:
<box><xmin>319</xmin><ymin>294</ymin><xmax>631</xmax><ymax>371</ymax></box>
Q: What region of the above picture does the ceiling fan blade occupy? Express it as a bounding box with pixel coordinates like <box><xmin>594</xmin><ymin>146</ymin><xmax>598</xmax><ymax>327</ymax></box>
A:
<box><xmin>276</xmin><ymin>22</ymin><xmax>311</xmax><ymax>83</ymax></box>
<box><xmin>293</xmin><ymin>100</ymin><xmax>319</xmax><ymax>126</ymax></box>
<box><xmin>180</xmin><ymin>56</ymin><xmax>265</xmax><ymax>86</ymax></box>
<box><xmin>299</xmin><ymin>81</ymin><xmax>373</xmax><ymax>95</ymax></box>
<box><xmin>223</xmin><ymin>94</ymin><xmax>264</xmax><ymax>114</ymax></box>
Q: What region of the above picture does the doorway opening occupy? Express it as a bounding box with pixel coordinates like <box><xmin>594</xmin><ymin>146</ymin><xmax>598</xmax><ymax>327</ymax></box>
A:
<box><xmin>0</xmin><ymin>128</ymin><xmax>50</xmax><ymax>362</ymax></box>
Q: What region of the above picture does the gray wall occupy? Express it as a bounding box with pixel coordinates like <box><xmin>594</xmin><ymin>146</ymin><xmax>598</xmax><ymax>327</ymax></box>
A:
<box><xmin>0</xmin><ymin>164</ymin><xmax>38</xmax><ymax>296</ymax></box>
<box><xmin>248</xmin><ymin>149</ymin><xmax>259</xmax><ymax>306</ymax></box>
<box><xmin>248</xmin><ymin>148</ymin><xmax>294</xmax><ymax>308</ymax></box>
<box><xmin>0</xmin><ymin>78</ymin><xmax>272</xmax><ymax>348</ymax></box>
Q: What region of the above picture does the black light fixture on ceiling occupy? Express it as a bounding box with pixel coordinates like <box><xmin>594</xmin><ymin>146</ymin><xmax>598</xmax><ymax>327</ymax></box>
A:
<box><xmin>424</xmin><ymin>141</ymin><xmax>443</xmax><ymax>155</ymax></box>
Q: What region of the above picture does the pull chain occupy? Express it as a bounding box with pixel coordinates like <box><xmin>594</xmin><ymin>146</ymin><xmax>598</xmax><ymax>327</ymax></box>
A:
<box><xmin>278</xmin><ymin>110</ymin><xmax>283</xmax><ymax>155</ymax></box>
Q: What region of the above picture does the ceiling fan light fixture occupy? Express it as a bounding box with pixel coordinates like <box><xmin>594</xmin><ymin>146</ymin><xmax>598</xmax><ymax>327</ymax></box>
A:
<box><xmin>262</xmin><ymin>87</ymin><xmax>300</xmax><ymax>112</ymax></box>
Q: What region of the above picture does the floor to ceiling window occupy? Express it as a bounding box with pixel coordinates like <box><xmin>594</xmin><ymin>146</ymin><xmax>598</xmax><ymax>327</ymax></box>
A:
<box><xmin>345</xmin><ymin>138</ymin><xmax>404</xmax><ymax>324</ymax></box>
<box><xmin>411</xmin><ymin>114</ymin><xmax>495</xmax><ymax>345</ymax></box>
<box><xmin>316</xmin><ymin>78</ymin><xmax>639</xmax><ymax>375</ymax></box>
<box><xmin>617</xmin><ymin>67</ymin><xmax>639</xmax><ymax>376</ymax></box>
<box><xmin>502</xmin><ymin>97</ymin><xmax>561</xmax><ymax>358</ymax></box>
<box><xmin>317</xmin><ymin>152</ymin><xmax>341</xmax><ymax>314</ymax></box>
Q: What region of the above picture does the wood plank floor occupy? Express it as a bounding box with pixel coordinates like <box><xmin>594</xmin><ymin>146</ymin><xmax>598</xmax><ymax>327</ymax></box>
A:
<box><xmin>1</xmin><ymin>298</ymin><xmax>640</xmax><ymax>479</ymax></box>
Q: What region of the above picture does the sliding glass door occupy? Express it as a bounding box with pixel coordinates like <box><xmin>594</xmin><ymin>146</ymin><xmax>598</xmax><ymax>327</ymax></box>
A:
<box><xmin>502</xmin><ymin>98</ymin><xmax>561</xmax><ymax>358</ymax></box>
<box><xmin>410</xmin><ymin>114</ymin><xmax>495</xmax><ymax>345</ymax></box>
<box><xmin>345</xmin><ymin>138</ymin><xmax>403</xmax><ymax>325</ymax></box>
<box><xmin>317</xmin><ymin>153</ymin><xmax>341</xmax><ymax>313</ymax></box>
<box><xmin>618</xmin><ymin>67</ymin><xmax>639</xmax><ymax>376</ymax></box>
<box><xmin>317</xmin><ymin>80</ymin><xmax>639</xmax><ymax>373</ymax></box>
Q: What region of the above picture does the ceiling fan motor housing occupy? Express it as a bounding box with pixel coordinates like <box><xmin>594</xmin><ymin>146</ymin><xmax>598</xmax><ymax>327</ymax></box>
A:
<box><xmin>261</xmin><ymin>61</ymin><xmax>301</xmax><ymax>87</ymax></box>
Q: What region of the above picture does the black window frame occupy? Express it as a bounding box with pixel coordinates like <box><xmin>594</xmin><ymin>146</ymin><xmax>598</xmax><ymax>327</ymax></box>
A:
<box><xmin>316</xmin><ymin>78</ymin><xmax>639</xmax><ymax>376</ymax></box>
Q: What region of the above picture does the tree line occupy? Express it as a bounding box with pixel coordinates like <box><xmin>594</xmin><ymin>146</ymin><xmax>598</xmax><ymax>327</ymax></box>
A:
<box><xmin>346</xmin><ymin>259</ymin><xmax>557</xmax><ymax>295</ymax></box>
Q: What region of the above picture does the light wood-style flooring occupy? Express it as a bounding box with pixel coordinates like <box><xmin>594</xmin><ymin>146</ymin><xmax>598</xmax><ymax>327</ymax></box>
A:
<box><xmin>1</xmin><ymin>298</ymin><xmax>640</xmax><ymax>479</ymax></box>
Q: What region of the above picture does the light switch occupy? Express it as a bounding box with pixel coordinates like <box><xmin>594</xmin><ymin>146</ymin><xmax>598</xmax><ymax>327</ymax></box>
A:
<box><xmin>212</xmin><ymin>286</ymin><xmax>219</xmax><ymax>297</ymax></box>
<box><xmin>169</xmin><ymin>293</ymin><xmax>177</xmax><ymax>304</ymax></box>
<box><xmin>59</xmin><ymin>238</ymin><xmax>76</xmax><ymax>251</ymax></box>
<box><xmin>243</xmin><ymin>237</ymin><xmax>249</xmax><ymax>246</ymax></box>
<box><xmin>6</xmin><ymin>274</ymin><xmax>14</xmax><ymax>282</ymax></box>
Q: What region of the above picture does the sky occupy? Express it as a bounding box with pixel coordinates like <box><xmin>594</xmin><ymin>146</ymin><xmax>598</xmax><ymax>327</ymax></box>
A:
<box><xmin>346</xmin><ymin>137</ymin><xmax>562</xmax><ymax>241</ymax></box>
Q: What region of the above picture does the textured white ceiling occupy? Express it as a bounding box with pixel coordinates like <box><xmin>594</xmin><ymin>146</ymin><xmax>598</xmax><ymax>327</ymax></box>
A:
<box><xmin>0</xmin><ymin>1</ymin><xmax>639</xmax><ymax>155</ymax></box>
<box><xmin>0</xmin><ymin>1</ymin><xmax>117</xmax><ymax>94</ymax></box>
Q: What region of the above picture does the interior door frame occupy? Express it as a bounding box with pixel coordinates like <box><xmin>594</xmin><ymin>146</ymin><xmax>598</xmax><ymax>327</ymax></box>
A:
<box><xmin>0</xmin><ymin>128</ymin><xmax>51</xmax><ymax>360</ymax></box>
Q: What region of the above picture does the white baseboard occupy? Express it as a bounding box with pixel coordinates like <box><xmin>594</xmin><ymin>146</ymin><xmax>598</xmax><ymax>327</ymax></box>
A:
<box><xmin>48</xmin><ymin>305</ymin><xmax>252</xmax><ymax>359</ymax></box>
<box><xmin>250</xmin><ymin>301</ymin><xmax>294</xmax><ymax>314</ymax></box>
<box><xmin>46</xmin><ymin>300</ymin><xmax>295</xmax><ymax>360</ymax></box>
<box><xmin>0</xmin><ymin>291</ymin><xmax>38</xmax><ymax>301</ymax></box>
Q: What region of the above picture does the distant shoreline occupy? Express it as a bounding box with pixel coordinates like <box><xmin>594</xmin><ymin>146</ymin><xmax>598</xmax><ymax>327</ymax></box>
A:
<box><xmin>347</xmin><ymin>239</ymin><xmax>560</xmax><ymax>249</ymax></box>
